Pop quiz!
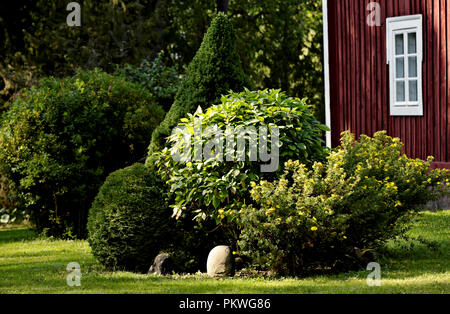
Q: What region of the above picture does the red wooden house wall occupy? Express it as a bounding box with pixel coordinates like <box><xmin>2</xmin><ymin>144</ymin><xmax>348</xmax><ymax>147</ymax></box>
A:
<box><xmin>326</xmin><ymin>0</ymin><xmax>450</xmax><ymax>168</ymax></box>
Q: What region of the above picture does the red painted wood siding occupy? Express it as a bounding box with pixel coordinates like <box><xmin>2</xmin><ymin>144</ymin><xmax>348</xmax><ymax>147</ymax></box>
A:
<box><xmin>327</xmin><ymin>0</ymin><xmax>450</xmax><ymax>167</ymax></box>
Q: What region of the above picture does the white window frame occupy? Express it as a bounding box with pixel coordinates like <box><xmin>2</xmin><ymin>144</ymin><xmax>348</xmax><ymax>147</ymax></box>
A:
<box><xmin>386</xmin><ymin>15</ymin><xmax>423</xmax><ymax>116</ymax></box>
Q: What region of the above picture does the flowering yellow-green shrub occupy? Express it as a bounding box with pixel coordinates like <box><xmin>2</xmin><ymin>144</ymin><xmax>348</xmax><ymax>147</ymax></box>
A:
<box><xmin>238</xmin><ymin>131</ymin><xmax>450</xmax><ymax>276</ymax></box>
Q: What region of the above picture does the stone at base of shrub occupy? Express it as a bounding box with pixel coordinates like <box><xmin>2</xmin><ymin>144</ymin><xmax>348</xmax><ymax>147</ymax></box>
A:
<box><xmin>206</xmin><ymin>245</ymin><xmax>234</xmax><ymax>277</ymax></box>
<box><xmin>423</xmin><ymin>195</ymin><xmax>450</xmax><ymax>210</ymax></box>
<box><xmin>148</xmin><ymin>253</ymin><xmax>174</xmax><ymax>275</ymax></box>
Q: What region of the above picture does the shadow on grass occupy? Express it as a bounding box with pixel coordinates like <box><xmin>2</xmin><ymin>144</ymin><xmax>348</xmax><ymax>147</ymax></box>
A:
<box><xmin>1</xmin><ymin>253</ymin><xmax>448</xmax><ymax>294</ymax></box>
<box><xmin>1</xmin><ymin>210</ymin><xmax>449</xmax><ymax>294</ymax></box>
<box><xmin>2</xmin><ymin>271</ymin><xmax>446</xmax><ymax>294</ymax></box>
<box><xmin>0</xmin><ymin>228</ymin><xmax>36</xmax><ymax>243</ymax></box>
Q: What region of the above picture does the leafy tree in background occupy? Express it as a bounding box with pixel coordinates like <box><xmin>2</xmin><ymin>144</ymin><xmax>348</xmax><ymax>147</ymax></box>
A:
<box><xmin>231</xmin><ymin>0</ymin><xmax>324</xmax><ymax>122</ymax></box>
<box><xmin>162</xmin><ymin>0</ymin><xmax>324</xmax><ymax>121</ymax></box>
<box><xmin>0</xmin><ymin>0</ymin><xmax>39</xmax><ymax>110</ymax></box>
<box><xmin>0</xmin><ymin>0</ymin><xmax>173</xmax><ymax>110</ymax></box>
<box><xmin>20</xmin><ymin>0</ymin><xmax>169</xmax><ymax>75</ymax></box>
<box><xmin>0</xmin><ymin>0</ymin><xmax>324</xmax><ymax>120</ymax></box>
<box><xmin>115</xmin><ymin>51</ymin><xmax>180</xmax><ymax>112</ymax></box>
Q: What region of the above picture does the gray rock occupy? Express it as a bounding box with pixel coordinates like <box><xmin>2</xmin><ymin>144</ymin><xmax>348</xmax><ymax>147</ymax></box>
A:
<box><xmin>206</xmin><ymin>245</ymin><xmax>234</xmax><ymax>277</ymax></box>
<box><xmin>148</xmin><ymin>253</ymin><xmax>173</xmax><ymax>275</ymax></box>
<box><xmin>423</xmin><ymin>195</ymin><xmax>450</xmax><ymax>210</ymax></box>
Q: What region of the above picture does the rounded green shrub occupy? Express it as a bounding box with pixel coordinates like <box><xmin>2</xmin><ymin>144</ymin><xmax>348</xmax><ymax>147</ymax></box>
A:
<box><xmin>155</xmin><ymin>89</ymin><xmax>328</xmax><ymax>243</ymax></box>
<box><xmin>0</xmin><ymin>69</ymin><xmax>165</xmax><ymax>237</ymax></box>
<box><xmin>147</xmin><ymin>12</ymin><xmax>251</xmax><ymax>158</ymax></box>
<box><xmin>238</xmin><ymin>131</ymin><xmax>450</xmax><ymax>276</ymax></box>
<box><xmin>88</xmin><ymin>163</ymin><xmax>224</xmax><ymax>273</ymax></box>
<box><xmin>87</xmin><ymin>163</ymin><xmax>171</xmax><ymax>273</ymax></box>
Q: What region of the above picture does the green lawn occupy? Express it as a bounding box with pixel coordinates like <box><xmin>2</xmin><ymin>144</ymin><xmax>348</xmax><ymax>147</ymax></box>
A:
<box><xmin>1</xmin><ymin>210</ymin><xmax>449</xmax><ymax>294</ymax></box>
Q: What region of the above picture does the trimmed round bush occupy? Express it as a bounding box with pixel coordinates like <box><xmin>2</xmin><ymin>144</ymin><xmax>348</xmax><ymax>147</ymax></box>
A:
<box><xmin>0</xmin><ymin>69</ymin><xmax>164</xmax><ymax>237</ymax></box>
<box><xmin>87</xmin><ymin>163</ymin><xmax>172</xmax><ymax>273</ymax></box>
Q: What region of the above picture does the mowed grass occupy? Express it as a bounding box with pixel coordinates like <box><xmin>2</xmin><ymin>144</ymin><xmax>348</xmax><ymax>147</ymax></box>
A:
<box><xmin>0</xmin><ymin>211</ymin><xmax>449</xmax><ymax>294</ymax></box>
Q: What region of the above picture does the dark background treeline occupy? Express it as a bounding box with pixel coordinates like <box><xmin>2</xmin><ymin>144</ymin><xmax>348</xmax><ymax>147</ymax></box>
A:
<box><xmin>0</xmin><ymin>0</ymin><xmax>324</xmax><ymax>121</ymax></box>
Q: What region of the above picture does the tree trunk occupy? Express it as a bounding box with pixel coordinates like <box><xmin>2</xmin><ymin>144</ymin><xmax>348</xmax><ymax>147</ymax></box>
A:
<box><xmin>216</xmin><ymin>0</ymin><xmax>228</xmax><ymax>13</ymax></box>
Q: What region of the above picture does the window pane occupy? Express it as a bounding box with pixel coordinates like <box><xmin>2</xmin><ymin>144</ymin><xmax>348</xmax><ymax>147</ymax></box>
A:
<box><xmin>396</xmin><ymin>81</ymin><xmax>405</xmax><ymax>102</ymax></box>
<box><xmin>409</xmin><ymin>80</ymin><xmax>418</xmax><ymax>102</ymax></box>
<box><xmin>396</xmin><ymin>57</ymin><xmax>404</xmax><ymax>78</ymax></box>
<box><xmin>408</xmin><ymin>56</ymin><xmax>417</xmax><ymax>77</ymax></box>
<box><xmin>395</xmin><ymin>34</ymin><xmax>404</xmax><ymax>55</ymax></box>
<box><xmin>408</xmin><ymin>33</ymin><xmax>417</xmax><ymax>53</ymax></box>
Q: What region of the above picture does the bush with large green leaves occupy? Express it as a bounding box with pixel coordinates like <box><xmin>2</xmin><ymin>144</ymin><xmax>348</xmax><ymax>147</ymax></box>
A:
<box><xmin>0</xmin><ymin>69</ymin><xmax>164</xmax><ymax>237</ymax></box>
<box><xmin>155</xmin><ymin>89</ymin><xmax>328</xmax><ymax>243</ymax></box>
<box><xmin>238</xmin><ymin>131</ymin><xmax>450</xmax><ymax>276</ymax></box>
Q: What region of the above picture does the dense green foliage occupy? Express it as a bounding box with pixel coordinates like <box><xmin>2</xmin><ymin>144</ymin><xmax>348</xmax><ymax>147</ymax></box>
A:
<box><xmin>155</xmin><ymin>89</ymin><xmax>328</xmax><ymax>243</ymax></box>
<box><xmin>231</xmin><ymin>0</ymin><xmax>324</xmax><ymax>121</ymax></box>
<box><xmin>115</xmin><ymin>51</ymin><xmax>180</xmax><ymax>112</ymax></box>
<box><xmin>159</xmin><ymin>0</ymin><xmax>324</xmax><ymax>119</ymax></box>
<box><xmin>0</xmin><ymin>0</ymin><xmax>168</xmax><ymax>110</ymax></box>
<box><xmin>1</xmin><ymin>1</ymin><xmax>324</xmax><ymax>119</ymax></box>
<box><xmin>1</xmin><ymin>0</ymin><xmax>166</xmax><ymax>75</ymax></box>
<box><xmin>87</xmin><ymin>164</ymin><xmax>171</xmax><ymax>273</ymax></box>
<box><xmin>238</xmin><ymin>132</ymin><xmax>450</xmax><ymax>276</ymax></box>
<box><xmin>0</xmin><ymin>69</ymin><xmax>164</xmax><ymax>237</ymax></box>
<box><xmin>147</xmin><ymin>12</ymin><xmax>251</xmax><ymax>157</ymax></box>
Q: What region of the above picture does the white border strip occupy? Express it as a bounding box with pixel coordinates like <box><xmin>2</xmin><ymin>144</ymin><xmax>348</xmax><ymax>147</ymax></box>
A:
<box><xmin>322</xmin><ymin>0</ymin><xmax>332</xmax><ymax>148</ymax></box>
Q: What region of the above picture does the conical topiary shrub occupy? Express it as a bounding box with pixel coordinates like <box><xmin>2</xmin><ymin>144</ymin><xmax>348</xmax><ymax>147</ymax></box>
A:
<box><xmin>146</xmin><ymin>12</ymin><xmax>251</xmax><ymax>165</ymax></box>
